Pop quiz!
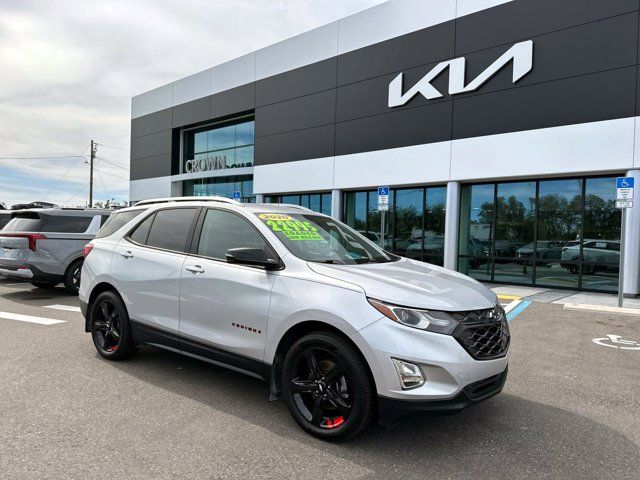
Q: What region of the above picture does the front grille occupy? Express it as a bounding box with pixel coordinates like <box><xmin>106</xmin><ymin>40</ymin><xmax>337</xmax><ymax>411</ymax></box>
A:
<box><xmin>452</xmin><ymin>306</ymin><xmax>510</xmax><ymax>360</ymax></box>
<box><xmin>464</xmin><ymin>368</ymin><xmax>508</xmax><ymax>400</ymax></box>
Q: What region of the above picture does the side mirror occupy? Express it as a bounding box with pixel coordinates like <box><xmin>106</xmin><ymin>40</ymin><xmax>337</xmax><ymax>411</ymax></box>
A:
<box><xmin>225</xmin><ymin>247</ymin><xmax>279</xmax><ymax>270</ymax></box>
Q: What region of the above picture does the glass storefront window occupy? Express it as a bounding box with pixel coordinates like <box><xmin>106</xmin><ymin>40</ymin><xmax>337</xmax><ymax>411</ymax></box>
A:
<box><xmin>183</xmin><ymin>175</ymin><xmax>254</xmax><ymax>203</ymax></box>
<box><xmin>458</xmin><ymin>175</ymin><xmax>621</xmax><ymax>292</ymax></box>
<box><xmin>264</xmin><ymin>192</ymin><xmax>332</xmax><ymax>215</ymax></box>
<box><xmin>394</xmin><ymin>188</ymin><xmax>423</xmax><ymax>259</ymax></box>
<box><xmin>183</xmin><ymin>118</ymin><xmax>254</xmax><ymax>174</ymax></box>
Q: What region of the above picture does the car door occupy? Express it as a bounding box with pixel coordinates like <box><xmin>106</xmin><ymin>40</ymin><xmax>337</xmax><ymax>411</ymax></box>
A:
<box><xmin>110</xmin><ymin>207</ymin><xmax>199</xmax><ymax>345</ymax></box>
<box><xmin>179</xmin><ymin>208</ymin><xmax>278</xmax><ymax>365</ymax></box>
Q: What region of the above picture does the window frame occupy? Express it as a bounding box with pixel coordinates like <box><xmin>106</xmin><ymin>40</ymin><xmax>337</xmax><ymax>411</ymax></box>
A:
<box><xmin>188</xmin><ymin>207</ymin><xmax>283</xmax><ymax>270</ymax></box>
<box><xmin>124</xmin><ymin>206</ymin><xmax>201</xmax><ymax>255</ymax></box>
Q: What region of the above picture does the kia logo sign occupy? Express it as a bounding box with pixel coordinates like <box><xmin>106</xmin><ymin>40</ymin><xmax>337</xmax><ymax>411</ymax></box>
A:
<box><xmin>388</xmin><ymin>40</ymin><xmax>533</xmax><ymax>108</ymax></box>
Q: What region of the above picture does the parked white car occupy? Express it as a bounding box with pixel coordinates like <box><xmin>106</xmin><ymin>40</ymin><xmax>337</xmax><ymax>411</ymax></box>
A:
<box><xmin>80</xmin><ymin>197</ymin><xmax>509</xmax><ymax>441</ymax></box>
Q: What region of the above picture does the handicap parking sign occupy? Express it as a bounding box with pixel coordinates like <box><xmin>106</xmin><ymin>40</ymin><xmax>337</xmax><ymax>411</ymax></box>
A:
<box><xmin>232</xmin><ymin>191</ymin><xmax>242</xmax><ymax>200</ymax></box>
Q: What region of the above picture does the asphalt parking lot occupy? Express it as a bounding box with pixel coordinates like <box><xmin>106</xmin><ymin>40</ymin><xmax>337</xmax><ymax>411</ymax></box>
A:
<box><xmin>0</xmin><ymin>279</ymin><xmax>638</xmax><ymax>480</ymax></box>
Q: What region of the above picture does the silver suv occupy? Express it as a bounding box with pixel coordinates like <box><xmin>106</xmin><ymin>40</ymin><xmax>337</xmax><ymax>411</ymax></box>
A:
<box><xmin>0</xmin><ymin>208</ymin><xmax>111</xmax><ymax>294</ymax></box>
<box><xmin>80</xmin><ymin>197</ymin><xmax>509</xmax><ymax>441</ymax></box>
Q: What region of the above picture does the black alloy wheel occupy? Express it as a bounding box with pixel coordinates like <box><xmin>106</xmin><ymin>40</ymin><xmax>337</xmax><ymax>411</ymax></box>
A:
<box><xmin>90</xmin><ymin>291</ymin><xmax>136</xmax><ymax>360</ymax></box>
<box><xmin>282</xmin><ymin>332</ymin><xmax>375</xmax><ymax>441</ymax></box>
<box><xmin>63</xmin><ymin>259</ymin><xmax>83</xmax><ymax>295</ymax></box>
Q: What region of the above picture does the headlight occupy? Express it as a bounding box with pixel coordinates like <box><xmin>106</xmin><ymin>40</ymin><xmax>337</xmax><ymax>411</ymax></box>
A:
<box><xmin>367</xmin><ymin>298</ymin><xmax>458</xmax><ymax>335</ymax></box>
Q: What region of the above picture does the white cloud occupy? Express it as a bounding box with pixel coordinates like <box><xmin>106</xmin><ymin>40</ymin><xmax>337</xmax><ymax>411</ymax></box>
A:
<box><xmin>0</xmin><ymin>0</ymin><xmax>384</xmax><ymax>207</ymax></box>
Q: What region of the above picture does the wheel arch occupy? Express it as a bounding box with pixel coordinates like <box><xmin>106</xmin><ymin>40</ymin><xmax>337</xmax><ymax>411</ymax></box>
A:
<box><xmin>84</xmin><ymin>282</ymin><xmax>125</xmax><ymax>332</ymax></box>
<box><xmin>268</xmin><ymin>320</ymin><xmax>377</xmax><ymax>403</ymax></box>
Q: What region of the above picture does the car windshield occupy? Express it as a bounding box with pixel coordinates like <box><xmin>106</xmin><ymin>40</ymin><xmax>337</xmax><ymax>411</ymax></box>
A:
<box><xmin>255</xmin><ymin>212</ymin><xmax>398</xmax><ymax>264</ymax></box>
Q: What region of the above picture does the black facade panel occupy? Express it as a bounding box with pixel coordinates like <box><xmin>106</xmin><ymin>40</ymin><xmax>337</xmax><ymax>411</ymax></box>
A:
<box><xmin>337</xmin><ymin>61</ymin><xmax>452</xmax><ymax>123</ymax></box>
<box><xmin>131</xmin><ymin>130</ymin><xmax>172</xmax><ymax>161</ymax></box>
<box><xmin>210</xmin><ymin>83</ymin><xmax>255</xmax><ymax>120</ymax></box>
<box><xmin>255</xmin><ymin>57</ymin><xmax>337</xmax><ymax>107</ymax></box>
<box><xmin>455</xmin><ymin>0</ymin><xmax>640</xmax><ymax>55</ymax></box>
<box><xmin>337</xmin><ymin>20</ymin><xmax>455</xmax><ymax>86</ymax></box>
<box><xmin>131</xmin><ymin>154</ymin><xmax>172</xmax><ymax>180</ymax></box>
<box><xmin>254</xmin><ymin>124</ymin><xmax>335</xmax><ymax>166</ymax></box>
<box><xmin>452</xmin><ymin>66</ymin><xmax>637</xmax><ymax>140</ymax></box>
<box><xmin>131</xmin><ymin>109</ymin><xmax>172</xmax><ymax>138</ymax></box>
<box><xmin>456</xmin><ymin>13</ymin><xmax>639</xmax><ymax>100</ymax></box>
<box><xmin>172</xmin><ymin>97</ymin><xmax>210</xmax><ymax>128</ymax></box>
<box><xmin>335</xmin><ymin>101</ymin><xmax>453</xmax><ymax>157</ymax></box>
<box><xmin>255</xmin><ymin>89</ymin><xmax>336</xmax><ymax>138</ymax></box>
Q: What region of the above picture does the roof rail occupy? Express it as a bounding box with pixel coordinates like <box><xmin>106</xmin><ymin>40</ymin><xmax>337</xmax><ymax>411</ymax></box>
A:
<box><xmin>268</xmin><ymin>203</ymin><xmax>315</xmax><ymax>213</ymax></box>
<box><xmin>134</xmin><ymin>196</ymin><xmax>243</xmax><ymax>207</ymax></box>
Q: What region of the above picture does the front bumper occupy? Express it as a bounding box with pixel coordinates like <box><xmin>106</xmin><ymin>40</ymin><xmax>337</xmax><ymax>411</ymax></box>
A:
<box><xmin>351</xmin><ymin>317</ymin><xmax>509</xmax><ymax>404</ymax></box>
<box><xmin>378</xmin><ymin>367</ymin><xmax>507</xmax><ymax>422</ymax></box>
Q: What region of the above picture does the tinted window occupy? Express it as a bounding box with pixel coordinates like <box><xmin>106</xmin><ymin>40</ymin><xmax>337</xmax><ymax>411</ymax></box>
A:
<box><xmin>0</xmin><ymin>214</ymin><xmax>12</xmax><ymax>229</ymax></box>
<box><xmin>96</xmin><ymin>210</ymin><xmax>143</xmax><ymax>239</ymax></box>
<box><xmin>41</xmin><ymin>215</ymin><xmax>93</xmax><ymax>233</ymax></box>
<box><xmin>145</xmin><ymin>209</ymin><xmax>197</xmax><ymax>252</ymax></box>
<box><xmin>3</xmin><ymin>213</ymin><xmax>44</xmax><ymax>232</ymax></box>
<box><xmin>198</xmin><ymin>210</ymin><xmax>268</xmax><ymax>260</ymax></box>
<box><xmin>130</xmin><ymin>214</ymin><xmax>154</xmax><ymax>245</ymax></box>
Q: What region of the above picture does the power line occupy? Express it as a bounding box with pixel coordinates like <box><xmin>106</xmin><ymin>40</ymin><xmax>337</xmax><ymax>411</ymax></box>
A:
<box><xmin>95</xmin><ymin>143</ymin><xmax>128</xmax><ymax>152</ymax></box>
<box><xmin>0</xmin><ymin>155</ymin><xmax>87</xmax><ymax>160</ymax></box>
<box><xmin>95</xmin><ymin>156</ymin><xmax>129</xmax><ymax>171</ymax></box>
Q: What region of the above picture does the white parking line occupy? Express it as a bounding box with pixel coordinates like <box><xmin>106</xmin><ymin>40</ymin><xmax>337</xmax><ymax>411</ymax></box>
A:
<box><xmin>0</xmin><ymin>312</ymin><xmax>66</xmax><ymax>325</ymax></box>
<box><xmin>44</xmin><ymin>304</ymin><xmax>81</xmax><ymax>313</ymax></box>
<box><xmin>563</xmin><ymin>303</ymin><xmax>640</xmax><ymax>316</ymax></box>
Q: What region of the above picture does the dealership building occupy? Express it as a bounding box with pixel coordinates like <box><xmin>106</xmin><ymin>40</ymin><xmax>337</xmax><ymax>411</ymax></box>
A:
<box><xmin>129</xmin><ymin>0</ymin><xmax>640</xmax><ymax>295</ymax></box>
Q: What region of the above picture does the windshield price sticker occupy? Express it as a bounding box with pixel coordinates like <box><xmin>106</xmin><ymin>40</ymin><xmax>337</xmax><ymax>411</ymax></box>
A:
<box><xmin>260</xmin><ymin>216</ymin><xmax>323</xmax><ymax>241</ymax></box>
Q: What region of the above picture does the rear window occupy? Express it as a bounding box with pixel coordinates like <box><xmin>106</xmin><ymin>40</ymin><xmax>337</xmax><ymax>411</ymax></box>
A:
<box><xmin>95</xmin><ymin>210</ymin><xmax>143</xmax><ymax>239</ymax></box>
<box><xmin>0</xmin><ymin>214</ymin><xmax>11</xmax><ymax>230</ymax></box>
<box><xmin>3</xmin><ymin>213</ymin><xmax>43</xmax><ymax>232</ymax></box>
<box><xmin>129</xmin><ymin>208</ymin><xmax>197</xmax><ymax>253</ymax></box>
<box><xmin>3</xmin><ymin>213</ymin><xmax>93</xmax><ymax>233</ymax></box>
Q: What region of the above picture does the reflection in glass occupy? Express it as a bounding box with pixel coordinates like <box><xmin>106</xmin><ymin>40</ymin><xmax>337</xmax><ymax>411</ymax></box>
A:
<box><xmin>394</xmin><ymin>189</ymin><xmax>423</xmax><ymax>259</ymax></box>
<box><xmin>496</xmin><ymin>182</ymin><xmax>535</xmax><ymax>260</ymax></box>
<box><xmin>424</xmin><ymin>187</ymin><xmax>446</xmax><ymax>265</ymax></box>
<box><xmin>183</xmin><ymin>175</ymin><xmax>254</xmax><ymax>202</ymax></box>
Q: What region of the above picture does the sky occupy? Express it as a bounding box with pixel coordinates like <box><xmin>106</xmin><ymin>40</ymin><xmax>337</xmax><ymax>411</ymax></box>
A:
<box><xmin>0</xmin><ymin>0</ymin><xmax>384</xmax><ymax>208</ymax></box>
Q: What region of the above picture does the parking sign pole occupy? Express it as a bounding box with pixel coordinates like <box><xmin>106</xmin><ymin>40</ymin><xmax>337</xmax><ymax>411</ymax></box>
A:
<box><xmin>380</xmin><ymin>210</ymin><xmax>385</xmax><ymax>250</ymax></box>
<box><xmin>618</xmin><ymin>208</ymin><xmax>626</xmax><ymax>308</ymax></box>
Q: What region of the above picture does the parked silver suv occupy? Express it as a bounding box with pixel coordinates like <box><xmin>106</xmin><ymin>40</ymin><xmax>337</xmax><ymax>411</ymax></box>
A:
<box><xmin>0</xmin><ymin>208</ymin><xmax>111</xmax><ymax>293</ymax></box>
<box><xmin>80</xmin><ymin>197</ymin><xmax>509</xmax><ymax>441</ymax></box>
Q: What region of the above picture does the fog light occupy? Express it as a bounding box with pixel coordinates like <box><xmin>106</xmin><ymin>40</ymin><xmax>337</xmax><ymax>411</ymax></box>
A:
<box><xmin>391</xmin><ymin>358</ymin><xmax>425</xmax><ymax>389</ymax></box>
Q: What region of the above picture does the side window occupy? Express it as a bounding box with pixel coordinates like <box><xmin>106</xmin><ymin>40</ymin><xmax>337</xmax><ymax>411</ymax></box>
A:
<box><xmin>130</xmin><ymin>213</ymin><xmax>155</xmax><ymax>245</ymax></box>
<box><xmin>41</xmin><ymin>215</ymin><xmax>93</xmax><ymax>233</ymax></box>
<box><xmin>197</xmin><ymin>209</ymin><xmax>268</xmax><ymax>260</ymax></box>
<box><xmin>145</xmin><ymin>208</ymin><xmax>197</xmax><ymax>252</ymax></box>
<box><xmin>96</xmin><ymin>210</ymin><xmax>144</xmax><ymax>239</ymax></box>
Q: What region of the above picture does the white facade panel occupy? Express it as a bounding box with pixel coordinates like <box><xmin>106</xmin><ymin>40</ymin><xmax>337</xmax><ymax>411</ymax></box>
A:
<box><xmin>211</xmin><ymin>53</ymin><xmax>256</xmax><ymax>94</ymax></box>
<box><xmin>131</xmin><ymin>84</ymin><xmax>173</xmax><ymax>119</ymax></box>
<box><xmin>337</xmin><ymin>0</ymin><xmax>456</xmax><ymax>55</ymax></box>
<box><xmin>456</xmin><ymin>0</ymin><xmax>513</xmax><ymax>18</ymax></box>
<box><xmin>255</xmin><ymin>22</ymin><xmax>339</xmax><ymax>80</ymax></box>
<box><xmin>129</xmin><ymin>176</ymin><xmax>173</xmax><ymax>203</ymax></box>
<box><xmin>253</xmin><ymin>157</ymin><xmax>335</xmax><ymax>194</ymax></box>
<box><xmin>172</xmin><ymin>69</ymin><xmax>211</xmax><ymax>106</ymax></box>
<box><xmin>450</xmin><ymin>118</ymin><xmax>636</xmax><ymax>182</ymax></box>
<box><xmin>333</xmin><ymin>142</ymin><xmax>452</xmax><ymax>190</ymax></box>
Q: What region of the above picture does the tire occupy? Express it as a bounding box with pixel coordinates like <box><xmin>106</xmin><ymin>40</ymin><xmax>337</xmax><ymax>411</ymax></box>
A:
<box><xmin>63</xmin><ymin>259</ymin><xmax>83</xmax><ymax>295</ymax></box>
<box><xmin>89</xmin><ymin>291</ymin><xmax>136</xmax><ymax>361</ymax></box>
<box><xmin>31</xmin><ymin>281</ymin><xmax>58</xmax><ymax>289</ymax></box>
<box><xmin>282</xmin><ymin>331</ymin><xmax>375</xmax><ymax>442</ymax></box>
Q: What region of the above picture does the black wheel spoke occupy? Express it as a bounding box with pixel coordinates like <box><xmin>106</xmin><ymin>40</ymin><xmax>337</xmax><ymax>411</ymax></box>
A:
<box><xmin>110</xmin><ymin>328</ymin><xmax>121</xmax><ymax>340</ymax></box>
<box><xmin>290</xmin><ymin>378</ymin><xmax>315</xmax><ymax>393</ymax></box>
<box><xmin>100</xmin><ymin>303</ymin><xmax>110</xmax><ymax>320</ymax></box>
<box><xmin>310</xmin><ymin>395</ymin><xmax>324</xmax><ymax>426</ymax></box>
<box><xmin>327</xmin><ymin>389</ymin><xmax>350</xmax><ymax>416</ymax></box>
<box><xmin>304</xmin><ymin>351</ymin><xmax>322</xmax><ymax>380</ymax></box>
<box><xmin>93</xmin><ymin>321</ymin><xmax>109</xmax><ymax>331</ymax></box>
<box><xmin>324</xmin><ymin>364</ymin><xmax>344</xmax><ymax>385</ymax></box>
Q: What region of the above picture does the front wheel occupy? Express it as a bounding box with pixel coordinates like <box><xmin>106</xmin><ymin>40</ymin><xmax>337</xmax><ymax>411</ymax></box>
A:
<box><xmin>89</xmin><ymin>291</ymin><xmax>136</xmax><ymax>360</ymax></box>
<box><xmin>282</xmin><ymin>331</ymin><xmax>375</xmax><ymax>441</ymax></box>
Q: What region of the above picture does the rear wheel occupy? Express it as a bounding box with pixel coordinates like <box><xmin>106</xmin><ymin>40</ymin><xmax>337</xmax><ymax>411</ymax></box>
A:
<box><xmin>282</xmin><ymin>331</ymin><xmax>375</xmax><ymax>441</ymax></box>
<box><xmin>63</xmin><ymin>259</ymin><xmax>83</xmax><ymax>295</ymax></box>
<box><xmin>90</xmin><ymin>291</ymin><xmax>136</xmax><ymax>360</ymax></box>
<box><xmin>31</xmin><ymin>281</ymin><xmax>58</xmax><ymax>289</ymax></box>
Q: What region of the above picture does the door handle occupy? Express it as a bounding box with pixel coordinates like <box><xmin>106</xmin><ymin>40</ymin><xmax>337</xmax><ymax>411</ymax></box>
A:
<box><xmin>185</xmin><ymin>265</ymin><xmax>205</xmax><ymax>274</ymax></box>
<box><xmin>119</xmin><ymin>250</ymin><xmax>134</xmax><ymax>259</ymax></box>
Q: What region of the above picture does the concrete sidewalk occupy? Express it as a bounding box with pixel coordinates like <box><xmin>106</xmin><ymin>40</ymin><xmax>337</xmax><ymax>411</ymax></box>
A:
<box><xmin>486</xmin><ymin>284</ymin><xmax>640</xmax><ymax>316</ymax></box>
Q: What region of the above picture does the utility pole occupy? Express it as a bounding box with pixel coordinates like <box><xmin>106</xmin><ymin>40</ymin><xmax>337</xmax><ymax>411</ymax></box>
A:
<box><xmin>89</xmin><ymin>140</ymin><xmax>97</xmax><ymax>208</ymax></box>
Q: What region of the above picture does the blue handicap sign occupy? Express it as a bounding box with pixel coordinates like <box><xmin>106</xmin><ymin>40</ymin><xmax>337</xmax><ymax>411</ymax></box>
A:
<box><xmin>232</xmin><ymin>191</ymin><xmax>242</xmax><ymax>200</ymax></box>
<box><xmin>617</xmin><ymin>177</ymin><xmax>634</xmax><ymax>189</ymax></box>
<box><xmin>378</xmin><ymin>186</ymin><xmax>390</xmax><ymax>197</ymax></box>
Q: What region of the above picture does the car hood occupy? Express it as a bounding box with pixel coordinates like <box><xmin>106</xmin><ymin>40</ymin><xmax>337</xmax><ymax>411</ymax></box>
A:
<box><xmin>307</xmin><ymin>258</ymin><xmax>497</xmax><ymax>311</ymax></box>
